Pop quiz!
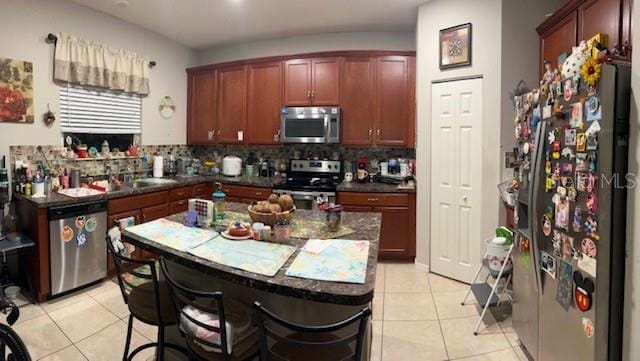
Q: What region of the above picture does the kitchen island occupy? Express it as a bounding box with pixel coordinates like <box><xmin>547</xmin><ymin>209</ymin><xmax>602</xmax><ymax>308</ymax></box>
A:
<box><xmin>121</xmin><ymin>202</ymin><xmax>381</xmax><ymax>359</ymax></box>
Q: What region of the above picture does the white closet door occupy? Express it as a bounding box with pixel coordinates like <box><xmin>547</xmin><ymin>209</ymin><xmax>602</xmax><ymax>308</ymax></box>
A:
<box><xmin>430</xmin><ymin>78</ymin><xmax>483</xmax><ymax>283</ymax></box>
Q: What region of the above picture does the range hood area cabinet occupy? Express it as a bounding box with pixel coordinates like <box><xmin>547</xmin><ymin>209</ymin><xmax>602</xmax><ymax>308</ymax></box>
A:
<box><xmin>186</xmin><ymin>50</ymin><xmax>416</xmax><ymax>147</ymax></box>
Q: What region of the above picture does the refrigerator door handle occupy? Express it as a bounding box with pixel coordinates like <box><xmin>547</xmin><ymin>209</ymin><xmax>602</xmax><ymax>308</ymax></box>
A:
<box><xmin>529</xmin><ymin>121</ymin><xmax>546</xmax><ymax>295</ymax></box>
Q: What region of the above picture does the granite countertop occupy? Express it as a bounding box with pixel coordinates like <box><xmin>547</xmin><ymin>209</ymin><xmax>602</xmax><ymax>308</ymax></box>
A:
<box><xmin>122</xmin><ymin>202</ymin><xmax>381</xmax><ymax>306</ymax></box>
<box><xmin>15</xmin><ymin>174</ymin><xmax>285</xmax><ymax>208</ymax></box>
<box><xmin>15</xmin><ymin>173</ymin><xmax>414</xmax><ymax>208</ymax></box>
<box><xmin>337</xmin><ymin>181</ymin><xmax>416</xmax><ymax>193</ymax></box>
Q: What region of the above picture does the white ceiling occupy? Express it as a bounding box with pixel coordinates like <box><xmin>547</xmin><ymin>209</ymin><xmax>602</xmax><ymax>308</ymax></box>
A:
<box><xmin>69</xmin><ymin>0</ymin><xmax>425</xmax><ymax>50</ymax></box>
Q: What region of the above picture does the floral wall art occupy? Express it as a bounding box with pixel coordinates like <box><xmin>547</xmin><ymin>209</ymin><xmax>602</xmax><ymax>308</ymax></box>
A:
<box><xmin>0</xmin><ymin>57</ymin><xmax>34</xmax><ymax>123</ymax></box>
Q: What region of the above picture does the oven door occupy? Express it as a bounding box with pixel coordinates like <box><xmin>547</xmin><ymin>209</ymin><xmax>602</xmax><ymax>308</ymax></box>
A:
<box><xmin>281</xmin><ymin>116</ymin><xmax>328</xmax><ymax>144</ymax></box>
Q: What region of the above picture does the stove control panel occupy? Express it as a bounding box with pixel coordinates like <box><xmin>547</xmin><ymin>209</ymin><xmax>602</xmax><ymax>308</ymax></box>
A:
<box><xmin>290</xmin><ymin>160</ymin><xmax>341</xmax><ymax>174</ymax></box>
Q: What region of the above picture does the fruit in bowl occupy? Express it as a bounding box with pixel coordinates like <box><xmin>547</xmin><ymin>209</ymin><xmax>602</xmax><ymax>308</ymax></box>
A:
<box><xmin>247</xmin><ymin>193</ymin><xmax>295</xmax><ymax>226</ymax></box>
<box><xmin>228</xmin><ymin>221</ymin><xmax>251</xmax><ymax>237</ymax></box>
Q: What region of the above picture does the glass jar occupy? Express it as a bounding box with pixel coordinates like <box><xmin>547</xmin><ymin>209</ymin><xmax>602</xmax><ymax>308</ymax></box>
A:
<box><xmin>325</xmin><ymin>205</ymin><xmax>343</xmax><ymax>232</ymax></box>
<box><xmin>274</xmin><ymin>219</ymin><xmax>291</xmax><ymax>242</ymax></box>
<box><xmin>212</xmin><ymin>182</ymin><xmax>226</xmax><ymax>220</ymax></box>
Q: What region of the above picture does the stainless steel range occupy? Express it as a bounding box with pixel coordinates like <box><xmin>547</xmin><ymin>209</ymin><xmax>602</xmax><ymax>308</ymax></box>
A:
<box><xmin>273</xmin><ymin>159</ymin><xmax>342</xmax><ymax>210</ymax></box>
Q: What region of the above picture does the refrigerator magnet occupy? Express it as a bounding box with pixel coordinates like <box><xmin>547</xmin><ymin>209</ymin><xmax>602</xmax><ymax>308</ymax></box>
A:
<box><xmin>585</xmin><ymin>215</ymin><xmax>599</xmax><ymax>240</ymax></box>
<box><xmin>75</xmin><ymin>216</ymin><xmax>85</xmax><ymax>229</ymax></box>
<box><xmin>543</xmin><ymin>104</ymin><xmax>552</xmax><ymax>119</ymax></box>
<box><xmin>561</xmin><ymin>233</ymin><xmax>574</xmax><ymax>259</ymax></box>
<box><xmin>552</xmin><ymin>231</ymin><xmax>563</xmax><ymax>257</ymax></box>
<box><xmin>561</xmin><ymin>147</ymin><xmax>575</xmax><ymax>160</ymax></box>
<box><xmin>565</xmin><ymin>128</ymin><xmax>577</xmax><ymax>145</ymax></box>
<box><xmin>545</xmin><ymin>160</ymin><xmax>552</xmax><ymax>175</ymax></box>
<box><xmin>587</xmin><ymin>173</ymin><xmax>597</xmax><ymax>193</ymax></box>
<box><xmin>585</xmin><ymin>119</ymin><xmax>601</xmax><ymax>136</ymax></box>
<box><xmin>548</xmin><ymin>129</ymin><xmax>556</xmax><ymax>144</ymax></box>
<box><xmin>541</xmin><ymin>251</ymin><xmax>557</xmax><ymax>279</ymax></box>
<box><xmin>588</xmin><ymin>152</ymin><xmax>598</xmax><ymax>173</ymax></box>
<box><xmin>555</xmin><ymin>199</ymin><xmax>570</xmax><ymax>231</ymax></box>
<box><xmin>586</xmin><ymin>193</ymin><xmax>598</xmax><ymax>214</ymax></box>
<box><xmin>581</xmin><ymin>238</ymin><xmax>597</xmax><ymax>258</ymax></box>
<box><xmin>567</xmin><ymin>186</ymin><xmax>577</xmax><ymax>202</ymax></box>
<box><xmin>576</xmin><ymin>172</ymin><xmax>588</xmax><ymax>191</ymax></box>
<box><xmin>578</xmin><ymin>254</ymin><xmax>597</xmax><ymax>278</ymax></box>
<box><xmin>76</xmin><ymin>232</ymin><xmax>87</xmax><ymax>247</ymax></box>
<box><xmin>574</xmin><ymin>272</ymin><xmax>595</xmax><ymax>312</ymax></box>
<box><xmin>555</xmin><ymin>81</ymin><xmax>563</xmax><ymax>100</ymax></box>
<box><xmin>570</xmin><ymin>102</ymin><xmax>584</xmax><ymax>129</ymax></box>
<box><xmin>564</xmin><ymin>79</ymin><xmax>573</xmax><ymax>101</ymax></box>
<box><xmin>542</xmin><ymin>215</ymin><xmax>552</xmax><ymax>236</ymax></box>
<box><xmin>576</xmin><ymin>153</ymin><xmax>588</xmax><ymax>172</ymax></box>
<box><xmin>571</xmin><ymin>75</ymin><xmax>580</xmax><ymax>93</ymax></box>
<box><xmin>61</xmin><ymin>225</ymin><xmax>74</xmax><ymax>243</ymax></box>
<box><xmin>85</xmin><ymin>218</ymin><xmax>97</xmax><ymax>233</ymax></box>
<box><xmin>572</xmin><ymin>206</ymin><xmax>583</xmax><ymax>232</ymax></box>
<box><xmin>586</xmin><ymin>96</ymin><xmax>599</xmax><ymax>113</ymax></box>
<box><xmin>545</xmin><ymin>176</ymin><xmax>554</xmax><ymax>192</ymax></box>
<box><xmin>582</xmin><ymin>317</ymin><xmax>595</xmax><ymax>338</ymax></box>
<box><xmin>586</xmin><ymin>134</ymin><xmax>598</xmax><ymax>150</ymax></box>
<box><xmin>576</xmin><ymin>133</ymin><xmax>587</xmax><ymax>152</ymax></box>
<box><xmin>560</xmin><ymin>163</ymin><xmax>574</xmax><ymax>176</ymax></box>
<box><xmin>556</xmin><ymin>259</ymin><xmax>574</xmax><ymax>311</ymax></box>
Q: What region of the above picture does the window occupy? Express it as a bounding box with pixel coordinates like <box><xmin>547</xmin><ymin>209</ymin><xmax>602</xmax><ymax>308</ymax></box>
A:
<box><xmin>59</xmin><ymin>83</ymin><xmax>142</xmax><ymax>134</ymax></box>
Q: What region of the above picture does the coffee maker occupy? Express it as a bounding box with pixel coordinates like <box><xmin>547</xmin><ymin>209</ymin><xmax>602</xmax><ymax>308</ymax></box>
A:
<box><xmin>356</xmin><ymin>156</ymin><xmax>369</xmax><ymax>183</ymax></box>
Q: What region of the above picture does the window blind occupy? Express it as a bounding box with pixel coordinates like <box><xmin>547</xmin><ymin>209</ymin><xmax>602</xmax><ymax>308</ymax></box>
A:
<box><xmin>59</xmin><ymin>83</ymin><xmax>142</xmax><ymax>134</ymax></box>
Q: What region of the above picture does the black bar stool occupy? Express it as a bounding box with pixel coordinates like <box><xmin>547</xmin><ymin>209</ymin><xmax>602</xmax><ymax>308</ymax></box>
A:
<box><xmin>253</xmin><ymin>302</ymin><xmax>371</xmax><ymax>361</ymax></box>
<box><xmin>106</xmin><ymin>238</ymin><xmax>187</xmax><ymax>361</ymax></box>
<box><xmin>160</xmin><ymin>258</ymin><xmax>259</xmax><ymax>361</ymax></box>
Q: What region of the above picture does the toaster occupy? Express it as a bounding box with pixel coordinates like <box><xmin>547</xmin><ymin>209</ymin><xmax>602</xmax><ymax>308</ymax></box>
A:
<box><xmin>188</xmin><ymin>199</ymin><xmax>215</xmax><ymax>225</ymax></box>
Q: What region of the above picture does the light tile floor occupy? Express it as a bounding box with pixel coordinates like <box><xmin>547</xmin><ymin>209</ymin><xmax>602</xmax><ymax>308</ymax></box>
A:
<box><xmin>3</xmin><ymin>263</ymin><xmax>529</xmax><ymax>361</ymax></box>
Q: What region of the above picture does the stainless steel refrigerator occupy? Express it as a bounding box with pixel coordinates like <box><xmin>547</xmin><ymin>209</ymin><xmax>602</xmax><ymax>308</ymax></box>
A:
<box><xmin>512</xmin><ymin>62</ymin><xmax>630</xmax><ymax>361</ymax></box>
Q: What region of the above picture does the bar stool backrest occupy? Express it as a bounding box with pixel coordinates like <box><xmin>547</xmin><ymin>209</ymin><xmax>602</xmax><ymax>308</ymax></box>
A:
<box><xmin>253</xmin><ymin>301</ymin><xmax>371</xmax><ymax>361</ymax></box>
<box><xmin>159</xmin><ymin>258</ymin><xmax>231</xmax><ymax>360</ymax></box>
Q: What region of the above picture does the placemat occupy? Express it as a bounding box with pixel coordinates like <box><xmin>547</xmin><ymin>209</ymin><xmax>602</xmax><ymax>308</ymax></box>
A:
<box><xmin>285</xmin><ymin>239</ymin><xmax>370</xmax><ymax>284</ymax></box>
<box><xmin>125</xmin><ymin>218</ymin><xmax>218</xmax><ymax>251</ymax></box>
<box><xmin>188</xmin><ymin>237</ymin><xmax>297</xmax><ymax>277</ymax></box>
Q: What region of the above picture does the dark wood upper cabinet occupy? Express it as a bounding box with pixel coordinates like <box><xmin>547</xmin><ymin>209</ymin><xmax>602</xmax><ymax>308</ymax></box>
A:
<box><xmin>216</xmin><ymin>65</ymin><xmax>247</xmax><ymax>144</ymax></box>
<box><xmin>246</xmin><ymin>62</ymin><xmax>283</xmax><ymax>145</ymax></box>
<box><xmin>284</xmin><ymin>59</ymin><xmax>312</xmax><ymax>106</ymax></box>
<box><xmin>187</xmin><ymin>70</ymin><xmax>216</xmax><ymax>144</ymax></box>
<box><xmin>341</xmin><ymin>57</ymin><xmax>376</xmax><ymax>146</ymax></box>
<box><xmin>579</xmin><ymin>0</ymin><xmax>621</xmax><ymax>48</ymax></box>
<box><xmin>311</xmin><ymin>57</ymin><xmax>340</xmax><ymax>105</ymax></box>
<box><xmin>537</xmin><ymin>0</ymin><xmax>632</xmax><ymax>74</ymax></box>
<box><xmin>376</xmin><ymin>56</ymin><xmax>411</xmax><ymax>147</ymax></box>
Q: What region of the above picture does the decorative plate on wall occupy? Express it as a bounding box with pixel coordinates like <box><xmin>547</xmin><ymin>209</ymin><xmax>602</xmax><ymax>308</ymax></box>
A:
<box><xmin>439</xmin><ymin>23</ymin><xmax>472</xmax><ymax>70</ymax></box>
<box><xmin>159</xmin><ymin>95</ymin><xmax>176</xmax><ymax>119</ymax></box>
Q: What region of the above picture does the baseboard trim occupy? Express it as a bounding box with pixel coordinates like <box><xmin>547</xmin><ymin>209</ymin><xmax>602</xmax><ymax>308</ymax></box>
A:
<box><xmin>414</xmin><ymin>261</ymin><xmax>430</xmax><ymax>273</ymax></box>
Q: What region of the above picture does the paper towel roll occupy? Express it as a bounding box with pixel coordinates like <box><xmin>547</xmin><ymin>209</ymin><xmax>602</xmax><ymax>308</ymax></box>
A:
<box><xmin>153</xmin><ymin>156</ymin><xmax>164</xmax><ymax>178</ymax></box>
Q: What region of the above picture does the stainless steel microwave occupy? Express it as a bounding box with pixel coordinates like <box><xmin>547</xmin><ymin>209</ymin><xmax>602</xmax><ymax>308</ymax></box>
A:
<box><xmin>280</xmin><ymin>107</ymin><xmax>340</xmax><ymax>144</ymax></box>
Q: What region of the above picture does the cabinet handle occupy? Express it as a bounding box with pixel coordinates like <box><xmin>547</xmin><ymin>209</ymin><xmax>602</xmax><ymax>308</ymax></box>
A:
<box><xmin>208</xmin><ymin>130</ymin><xmax>214</xmax><ymax>141</ymax></box>
<box><xmin>368</xmin><ymin>129</ymin><xmax>372</xmax><ymax>139</ymax></box>
<box><xmin>217</xmin><ymin>129</ymin><xmax>221</xmax><ymax>135</ymax></box>
<box><xmin>311</xmin><ymin>91</ymin><xmax>315</xmax><ymax>98</ymax></box>
<box><xmin>376</xmin><ymin>129</ymin><xmax>380</xmax><ymax>137</ymax></box>
<box><xmin>367</xmin><ymin>198</ymin><xmax>379</xmax><ymax>202</ymax></box>
<box><xmin>255</xmin><ymin>192</ymin><xmax>263</xmax><ymax>196</ymax></box>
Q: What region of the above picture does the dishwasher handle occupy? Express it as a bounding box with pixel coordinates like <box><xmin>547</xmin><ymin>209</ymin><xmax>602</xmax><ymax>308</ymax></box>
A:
<box><xmin>48</xmin><ymin>201</ymin><xmax>107</xmax><ymax>221</ymax></box>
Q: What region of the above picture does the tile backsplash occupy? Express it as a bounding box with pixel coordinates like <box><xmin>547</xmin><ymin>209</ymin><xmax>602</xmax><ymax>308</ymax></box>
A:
<box><xmin>9</xmin><ymin>144</ymin><xmax>415</xmax><ymax>178</ymax></box>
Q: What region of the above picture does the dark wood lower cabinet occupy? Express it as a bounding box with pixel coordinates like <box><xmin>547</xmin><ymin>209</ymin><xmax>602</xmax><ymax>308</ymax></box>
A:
<box><xmin>339</xmin><ymin>192</ymin><xmax>416</xmax><ymax>261</ymax></box>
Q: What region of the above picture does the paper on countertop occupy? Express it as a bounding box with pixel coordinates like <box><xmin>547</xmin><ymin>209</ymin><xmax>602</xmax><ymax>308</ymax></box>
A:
<box><xmin>302</xmin><ymin>239</ymin><xmax>332</xmax><ymax>254</ymax></box>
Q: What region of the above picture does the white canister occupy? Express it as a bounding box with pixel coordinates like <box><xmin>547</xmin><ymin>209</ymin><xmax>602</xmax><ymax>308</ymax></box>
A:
<box><xmin>153</xmin><ymin>155</ymin><xmax>164</xmax><ymax>178</ymax></box>
<box><xmin>380</xmin><ymin>162</ymin><xmax>389</xmax><ymax>176</ymax></box>
<box><xmin>222</xmin><ymin>156</ymin><xmax>242</xmax><ymax>176</ymax></box>
<box><xmin>32</xmin><ymin>181</ymin><xmax>45</xmax><ymax>197</ymax></box>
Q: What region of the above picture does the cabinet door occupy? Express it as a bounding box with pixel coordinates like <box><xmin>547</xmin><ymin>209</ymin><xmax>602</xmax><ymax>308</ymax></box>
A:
<box><xmin>578</xmin><ymin>0</ymin><xmax>621</xmax><ymax>49</ymax></box>
<box><xmin>311</xmin><ymin>57</ymin><xmax>340</xmax><ymax>105</ymax></box>
<box><xmin>187</xmin><ymin>70</ymin><xmax>216</xmax><ymax>144</ymax></box>
<box><xmin>284</xmin><ymin>59</ymin><xmax>312</xmax><ymax>106</ymax></box>
<box><xmin>376</xmin><ymin>56</ymin><xmax>410</xmax><ymax>147</ymax></box>
<box><xmin>375</xmin><ymin>206</ymin><xmax>415</xmax><ymax>260</ymax></box>
<box><xmin>141</xmin><ymin>203</ymin><xmax>170</xmax><ymax>223</ymax></box>
<box><xmin>247</xmin><ymin>62</ymin><xmax>283</xmax><ymax>144</ymax></box>
<box><xmin>217</xmin><ymin>65</ymin><xmax>247</xmax><ymax>144</ymax></box>
<box><xmin>341</xmin><ymin>57</ymin><xmax>376</xmax><ymax>146</ymax></box>
<box><xmin>540</xmin><ymin>12</ymin><xmax>578</xmax><ymax>74</ymax></box>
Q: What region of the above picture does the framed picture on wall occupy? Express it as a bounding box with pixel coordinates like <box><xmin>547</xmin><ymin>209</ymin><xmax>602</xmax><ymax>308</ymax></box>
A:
<box><xmin>439</xmin><ymin>23</ymin><xmax>472</xmax><ymax>70</ymax></box>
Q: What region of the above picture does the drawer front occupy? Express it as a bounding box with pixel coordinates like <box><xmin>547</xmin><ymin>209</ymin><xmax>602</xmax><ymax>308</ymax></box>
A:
<box><xmin>170</xmin><ymin>186</ymin><xmax>194</xmax><ymax>201</ymax></box>
<box><xmin>141</xmin><ymin>203</ymin><xmax>170</xmax><ymax>222</ymax></box>
<box><xmin>338</xmin><ymin>192</ymin><xmax>409</xmax><ymax>207</ymax></box>
<box><xmin>193</xmin><ymin>183</ymin><xmax>211</xmax><ymax>198</ymax></box>
<box><xmin>170</xmin><ymin>199</ymin><xmax>189</xmax><ymax>214</ymax></box>
<box><xmin>108</xmin><ymin>191</ymin><xmax>169</xmax><ymax>214</ymax></box>
<box><xmin>221</xmin><ymin>184</ymin><xmax>271</xmax><ymax>200</ymax></box>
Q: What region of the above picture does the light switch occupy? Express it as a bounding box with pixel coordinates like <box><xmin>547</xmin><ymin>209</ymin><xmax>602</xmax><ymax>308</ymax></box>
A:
<box><xmin>237</xmin><ymin>130</ymin><xmax>244</xmax><ymax>141</ymax></box>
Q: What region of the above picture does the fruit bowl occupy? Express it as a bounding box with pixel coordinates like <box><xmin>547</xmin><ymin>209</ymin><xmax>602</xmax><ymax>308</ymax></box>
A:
<box><xmin>247</xmin><ymin>205</ymin><xmax>295</xmax><ymax>226</ymax></box>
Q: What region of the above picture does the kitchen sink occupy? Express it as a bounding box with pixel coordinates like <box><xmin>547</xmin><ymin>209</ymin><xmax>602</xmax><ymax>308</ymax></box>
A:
<box><xmin>132</xmin><ymin>178</ymin><xmax>178</xmax><ymax>187</ymax></box>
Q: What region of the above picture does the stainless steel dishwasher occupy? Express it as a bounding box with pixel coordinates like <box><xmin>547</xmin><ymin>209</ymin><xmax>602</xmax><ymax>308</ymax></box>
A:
<box><xmin>48</xmin><ymin>201</ymin><xmax>107</xmax><ymax>296</ymax></box>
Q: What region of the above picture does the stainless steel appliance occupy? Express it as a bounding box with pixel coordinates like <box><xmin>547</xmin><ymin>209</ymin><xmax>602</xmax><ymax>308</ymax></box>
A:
<box><xmin>273</xmin><ymin>159</ymin><xmax>341</xmax><ymax>209</ymax></box>
<box><xmin>513</xmin><ymin>62</ymin><xmax>630</xmax><ymax>361</ymax></box>
<box><xmin>48</xmin><ymin>201</ymin><xmax>107</xmax><ymax>296</ymax></box>
<box><xmin>280</xmin><ymin>107</ymin><xmax>340</xmax><ymax>144</ymax></box>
